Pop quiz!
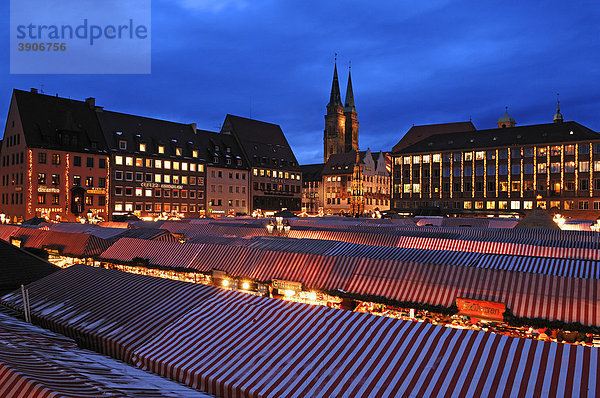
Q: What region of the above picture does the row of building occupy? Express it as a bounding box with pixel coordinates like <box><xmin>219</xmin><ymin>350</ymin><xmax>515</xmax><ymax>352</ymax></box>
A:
<box><xmin>0</xmin><ymin>89</ymin><xmax>301</xmax><ymax>222</ymax></box>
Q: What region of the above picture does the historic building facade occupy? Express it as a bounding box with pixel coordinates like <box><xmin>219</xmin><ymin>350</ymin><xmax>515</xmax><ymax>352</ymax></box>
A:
<box><xmin>322</xmin><ymin>149</ymin><xmax>390</xmax><ymax>215</ymax></box>
<box><xmin>0</xmin><ymin>89</ymin><xmax>109</xmax><ymax>222</ymax></box>
<box><xmin>1</xmin><ymin>89</ymin><xmax>301</xmax><ymax>221</ymax></box>
<box><xmin>391</xmin><ymin>106</ymin><xmax>600</xmax><ymax>219</ymax></box>
<box><xmin>221</xmin><ymin>115</ymin><xmax>302</xmax><ymax>213</ymax></box>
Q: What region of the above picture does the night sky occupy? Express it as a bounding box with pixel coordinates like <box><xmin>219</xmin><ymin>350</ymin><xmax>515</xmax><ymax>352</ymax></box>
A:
<box><xmin>2</xmin><ymin>0</ymin><xmax>599</xmax><ymax>164</ymax></box>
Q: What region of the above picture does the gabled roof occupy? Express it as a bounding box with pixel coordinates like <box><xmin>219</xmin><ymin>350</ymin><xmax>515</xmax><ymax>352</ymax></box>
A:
<box><xmin>221</xmin><ymin>114</ymin><xmax>300</xmax><ymax>171</ymax></box>
<box><xmin>96</xmin><ymin>110</ymin><xmax>200</xmax><ymax>159</ymax></box>
<box><xmin>13</xmin><ymin>89</ymin><xmax>108</xmax><ymax>153</ymax></box>
<box><xmin>194</xmin><ymin>130</ymin><xmax>247</xmax><ymax>170</ymax></box>
<box><xmin>322</xmin><ymin>150</ymin><xmax>375</xmax><ymax>176</ymax></box>
<box><xmin>396</xmin><ymin>121</ymin><xmax>600</xmax><ymax>154</ymax></box>
<box><xmin>300</xmin><ymin>163</ymin><xmax>325</xmax><ymax>182</ymax></box>
<box><xmin>392</xmin><ymin>121</ymin><xmax>476</xmax><ymax>152</ymax></box>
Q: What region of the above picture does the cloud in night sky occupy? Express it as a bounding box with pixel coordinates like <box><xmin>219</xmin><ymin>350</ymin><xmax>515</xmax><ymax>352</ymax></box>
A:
<box><xmin>1</xmin><ymin>0</ymin><xmax>599</xmax><ymax>164</ymax></box>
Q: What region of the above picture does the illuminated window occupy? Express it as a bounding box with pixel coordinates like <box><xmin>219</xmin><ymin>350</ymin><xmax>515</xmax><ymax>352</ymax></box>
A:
<box><xmin>403</xmin><ymin>184</ymin><xmax>411</xmax><ymax>193</ymax></box>
<box><xmin>498</xmin><ymin>201</ymin><xmax>508</xmax><ymax>210</ymax></box>
<box><xmin>537</xmin><ymin>163</ymin><xmax>547</xmax><ymax>173</ymax></box>
<box><xmin>260</xmin><ymin>169</ymin><xmax>265</xmax><ymax>176</ymax></box>
<box><xmin>565</xmin><ymin>161</ymin><xmax>575</xmax><ymax>173</ymax></box>
<box><xmin>155</xmin><ymin>160</ymin><xmax>162</xmax><ymax>168</ymax></box>
<box><xmin>139</xmin><ymin>143</ymin><xmax>146</xmax><ymax>152</ymax></box>
<box><xmin>550</xmin><ymin>146</ymin><xmax>561</xmax><ymax>156</ymax></box>
<box><xmin>550</xmin><ymin>201</ymin><xmax>561</xmax><ymax>209</ymax></box>
<box><xmin>190</xmin><ymin>163</ymin><xmax>196</xmax><ymax>172</ymax></box>
<box><xmin>135</xmin><ymin>188</ymin><xmax>143</xmax><ymax>196</ymax></box>
<box><xmin>198</xmin><ymin>164</ymin><xmax>204</xmax><ymax>172</ymax></box>
<box><xmin>550</xmin><ymin>162</ymin><xmax>560</xmax><ymax>173</ymax></box>
<box><xmin>173</xmin><ymin>162</ymin><xmax>179</xmax><ymax>170</ymax></box>
<box><xmin>511</xmin><ymin>201</ymin><xmax>521</xmax><ymax>209</ymax></box>
<box><xmin>523</xmin><ymin>201</ymin><xmax>533</xmax><ymax>210</ymax></box>
<box><xmin>486</xmin><ymin>201</ymin><xmax>495</xmax><ymax>209</ymax></box>
<box><xmin>176</xmin><ymin>147</ymin><xmax>182</xmax><ymax>156</ymax></box>
<box><xmin>475</xmin><ymin>151</ymin><xmax>485</xmax><ymax>160</ymax></box>
<box><xmin>463</xmin><ymin>201</ymin><xmax>472</xmax><ymax>209</ymax></box>
<box><xmin>413</xmin><ymin>156</ymin><xmax>421</xmax><ymax>164</ymax></box>
<box><xmin>164</xmin><ymin>175</ymin><xmax>171</xmax><ymax>183</ymax></box>
<box><xmin>182</xmin><ymin>162</ymin><xmax>188</xmax><ymax>171</ymax></box>
<box><xmin>511</xmin><ymin>181</ymin><xmax>521</xmax><ymax>191</ymax></box>
<box><xmin>136</xmin><ymin>158</ymin><xmax>143</xmax><ymax>167</ymax></box>
<box><xmin>537</xmin><ymin>147</ymin><xmax>547</xmax><ymax>157</ymax></box>
<box><xmin>403</xmin><ymin>156</ymin><xmax>411</xmax><ymax>165</ymax></box>
<box><xmin>192</xmin><ymin>150</ymin><xmax>198</xmax><ymax>158</ymax></box>
<box><xmin>126</xmin><ymin>157</ymin><xmax>133</xmax><ymax>166</ymax></box>
<box><xmin>125</xmin><ymin>203</ymin><xmax>133</xmax><ymax>212</ymax></box>
<box><xmin>432</xmin><ymin>154</ymin><xmax>441</xmax><ymax>163</ymax></box>
<box><xmin>164</xmin><ymin>160</ymin><xmax>171</xmax><ymax>169</ymax></box>
<box><xmin>115</xmin><ymin>156</ymin><xmax>123</xmax><ymax>165</ymax></box>
<box><xmin>182</xmin><ymin>176</ymin><xmax>188</xmax><ymax>184</ymax></box>
<box><xmin>115</xmin><ymin>203</ymin><xmax>123</xmax><ymax>211</ymax></box>
<box><xmin>565</xmin><ymin>145</ymin><xmax>575</xmax><ymax>155</ymax></box>
<box><xmin>145</xmin><ymin>189</ymin><xmax>152</xmax><ymax>197</ymax></box>
<box><xmin>422</xmin><ymin>155</ymin><xmax>430</xmax><ymax>163</ymax></box>
<box><xmin>579</xmin><ymin>161</ymin><xmax>590</xmax><ymax>172</ymax></box>
<box><xmin>154</xmin><ymin>174</ymin><xmax>161</xmax><ymax>183</ymax></box>
<box><xmin>464</xmin><ymin>152</ymin><xmax>473</xmax><ymax>161</ymax></box>
<box><xmin>412</xmin><ymin>183</ymin><xmax>421</xmax><ymax>193</ymax></box>
<box><xmin>158</xmin><ymin>145</ymin><xmax>165</xmax><ymax>154</ymax></box>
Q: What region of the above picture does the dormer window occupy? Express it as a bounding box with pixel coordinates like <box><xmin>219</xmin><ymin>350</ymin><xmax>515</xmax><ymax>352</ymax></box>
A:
<box><xmin>192</xmin><ymin>150</ymin><xmax>198</xmax><ymax>158</ymax></box>
<box><xmin>158</xmin><ymin>145</ymin><xmax>165</xmax><ymax>154</ymax></box>
<box><xmin>214</xmin><ymin>156</ymin><xmax>219</xmax><ymax>163</ymax></box>
<box><xmin>176</xmin><ymin>147</ymin><xmax>182</xmax><ymax>156</ymax></box>
<box><xmin>139</xmin><ymin>143</ymin><xmax>146</xmax><ymax>152</ymax></box>
<box><xmin>215</xmin><ymin>145</ymin><xmax>220</xmax><ymax>151</ymax></box>
<box><xmin>119</xmin><ymin>140</ymin><xmax>127</xmax><ymax>150</ymax></box>
<box><xmin>226</xmin><ymin>147</ymin><xmax>231</xmax><ymax>153</ymax></box>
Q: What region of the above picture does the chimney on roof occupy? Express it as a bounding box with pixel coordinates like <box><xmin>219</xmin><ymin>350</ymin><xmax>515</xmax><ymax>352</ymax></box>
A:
<box><xmin>85</xmin><ymin>97</ymin><xmax>95</xmax><ymax>109</ymax></box>
<box><xmin>190</xmin><ymin>123</ymin><xmax>197</xmax><ymax>134</ymax></box>
<box><xmin>30</xmin><ymin>88</ymin><xmax>38</xmax><ymax>94</ymax></box>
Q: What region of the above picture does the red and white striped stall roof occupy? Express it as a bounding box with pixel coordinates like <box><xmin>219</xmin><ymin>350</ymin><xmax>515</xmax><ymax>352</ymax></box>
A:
<box><xmin>100</xmin><ymin>238</ymin><xmax>206</xmax><ymax>267</ymax></box>
<box><xmin>3</xmin><ymin>266</ymin><xmax>599</xmax><ymax>398</ymax></box>
<box><xmin>0</xmin><ymin>311</ymin><xmax>210</xmax><ymax>397</ymax></box>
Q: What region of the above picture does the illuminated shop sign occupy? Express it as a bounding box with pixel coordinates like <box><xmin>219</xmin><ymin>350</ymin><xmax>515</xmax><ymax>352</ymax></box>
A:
<box><xmin>456</xmin><ymin>298</ymin><xmax>505</xmax><ymax>321</ymax></box>
<box><xmin>38</xmin><ymin>187</ymin><xmax>60</xmax><ymax>193</ymax></box>
<box><xmin>272</xmin><ymin>279</ymin><xmax>302</xmax><ymax>292</ymax></box>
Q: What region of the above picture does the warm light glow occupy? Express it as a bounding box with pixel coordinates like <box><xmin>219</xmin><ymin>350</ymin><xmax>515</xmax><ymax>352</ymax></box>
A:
<box><xmin>222</xmin><ymin>279</ymin><xmax>229</xmax><ymax>287</ymax></box>
<box><xmin>242</xmin><ymin>282</ymin><xmax>250</xmax><ymax>290</ymax></box>
<box><xmin>283</xmin><ymin>289</ymin><xmax>295</xmax><ymax>297</ymax></box>
<box><xmin>308</xmin><ymin>291</ymin><xmax>317</xmax><ymax>301</ymax></box>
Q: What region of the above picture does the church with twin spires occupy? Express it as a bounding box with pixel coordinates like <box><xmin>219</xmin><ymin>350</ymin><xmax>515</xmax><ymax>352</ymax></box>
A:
<box><xmin>324</xmin><ymin>62</ymin><xmax>359</xmax><ymax>163</ymax></box>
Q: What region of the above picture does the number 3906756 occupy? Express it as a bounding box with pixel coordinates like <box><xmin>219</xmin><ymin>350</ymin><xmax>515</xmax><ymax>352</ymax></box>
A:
<box><xmin>18</xmin><ymin>43</ymin><xmax>66</xmax><ymax>51</ymax></box>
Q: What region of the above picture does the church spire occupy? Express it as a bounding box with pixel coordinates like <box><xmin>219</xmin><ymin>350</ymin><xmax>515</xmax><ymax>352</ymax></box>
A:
<box><xmin>554</xmin><ymin>93</ymin><xmax>563</xmax><ymax>123</ymax></box>
<box><xmin>328</xmin><ymin>58</ymin><xmax>342</xmax><ymax>107</ymax></box>
<box><xmin>344</xmin><ymin>63</ymin><xmax>356</xmax><ymax>113</ymax></box>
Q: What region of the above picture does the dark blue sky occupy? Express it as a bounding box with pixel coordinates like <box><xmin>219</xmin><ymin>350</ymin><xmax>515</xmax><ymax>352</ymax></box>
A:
<box><xmin>2</xmin><ymin>0</ymin><xmax>600</xmax><ymax>164</ymax></box>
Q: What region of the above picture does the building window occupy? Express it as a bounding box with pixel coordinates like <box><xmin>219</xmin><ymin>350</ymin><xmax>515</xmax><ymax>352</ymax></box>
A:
<box><xmin>537</xmin><ymin>147</ymin><xmax>547</xmax><ymax>157</ymax></box>
<box><xmin>119</xmin><ymin>140</ymin><xmax>127</xmax><ymax>150</ymax></box>
<box><xmin>125</xmin><ymin>172</ymin><xmax>133</xmax><ymax>181</ymax></box>
<box><xmin>550</xmin><ymin>162</ymin><xmax>560</xmax><ymax>173</ymax></box>
<box><xmin>537</xmin><ymin>163</ymin><xmax>547</xmax><ymax>174</ymax></box>
<box><xmin>487</xmin><ymin>181</ymin><xmax>495</xmax><ymax>192</ymax></box>
<box><xmin>125</xmin><ymin>187</ymin><xmax>133</xmax><ymax>196</ymax></box>
<box><xmin>38</xmin><ymin>152</ymin><xmax>47</xmax><ymax>164</ymax></box>
<box><xmin>38</xmin><ymin>173</ymin><xmax>46</xmax><ymax>185</ymax></box>
<box><xmin>486</xmin><ymin>201</ymin><xmax>495</xmax><ymax>209</ymax></box>
<box><xmin>523</xmin><ymin>164</ymin><xmax>534</xmax><ymax>174</ymax></box>
<box><xmin>176</xmin><ymin>147</ymin><xmax>182</xmax><ymax>156</ymax></box>
<box><xmin>158</xmin><ymin>145</ymin><xmax>165</xmax><ymax>154</ymax></box>
<box><xmin>115</xmin><ymin>170</ymin><xmax>123</xmax><ymax>180</ymax></box>
<box><xmin>85</xmin><ymin>196</ymin><xmax>93</xmax><ymax>206</ymax></box>
<box><xmin>74</xmin><ymin>156</ymin><xmax>82</xmax><ymax>167</ymax></box>
<box><xmin>124</xmin><ymin>157</ymin><xmax>133</xmax><ymax>166</ymax></box>
<box><xmin>99</xmin><ymin>177</ymin><xmax>106</xmax><ymax>188</ymax></box>
<box><xmin>511</xmin><ymin>164</ymin><xmax>520</xmax><ymax>174</ymax></box>
<box><xmin>522</xmin><ymin>148</ymin><xmax>533</xmax><ymax>158</ymax></box>
<box><xmin>85</xmin><ymin>177</ymin><xmax>93</xmax><ymax>187</ymax></box>
<box><xmin>475</xmin><ymin>166</ymin><xmax>484</xmax><ymax>176</ymax></box>
<box><xmin>523</xmin><ymin>201</ymin><xmax>533</xmax><ymax>210</ymax></box>
<box><xmin>98</xmin><ymin>196</ymin><xmax>105</xmax><ymax>206</ymax></box>
<box><xmin>579</xmin><ymin>201</ymin><xmax>589</xmax><ymax>210</ymax></box>
<box><xmin>511</xmin><ymin>201</ymin><xmax>521</xmax><ymax>210</ymax></box>
<box><xmin>463</xmin><ymin>201</ymin><xmax>472</xmax><ymax>209</ymax></box>
<box><xmin>579</xmin><ymin>145</ymin><xmax>590</xmax><ymax>155</ymax></box>
<box><xmin>99</xmin><ymin>158</ymin><xmax>106</xmax><ymax>169</ymax></box>
<box><xmin>432</xmin><ymin>154</ymin><xmax>441</xmax><ymax>163</ymax></box>
<box><xmin>511</xmin><ymin>181</ymin><xmax>521</xmax><ymax>192</ymax></box>
<box><xmin>139</xmin><ymin>143</ymin><xmax>146</xmax><ymax>152</ymax></box>
<box><xmin>487</xmin><ymin>166</ymin><xmax>495</xmax><ymax>176</ymax></box>
<box><xmin>565</xmin><ymin>145</ymin><xmax>575</xmax><ymax>155</ymax></box>
<box><xmin>37</xmin><ymin>193</ymin><xmax>46</xmax><ymax>204</ymax></box>
<box><xmin>136</xmin><ymin>172</ymin><xmax>143</xmax><ymax>182</ymax></box>
<box><xmin>73</xmin><ymin>175</ymin><xmax>81</xmax><ymax>186</ymax></box>
<box><xmin>580</xmin><ymin>179</ymin><xmax>590</xmax><ymax>191</ymax></box>
<box><xmin>192</xmin><ymin>150</ymin><xmax>198</xmax><ymax>158</ymax></box>
<box><xmin>550</xmin><ymin>146</ymin><xmax>561</xmax><ymax>156</ymax></box>
<box><xmin>579</xmin><ymin>161</ymin><xmax>590</xmax><ymax>172</ymax></box>
<box><xmin>51</xmin><ymin>174</ymin><xmax>60</xmax><ymax>185</ymax></box>
<box><xmin>145</xmin><ymin>189</ymin><xmax>152</xmax><ymax>197</ymax></box>
<box><xmin>115</xmin><ymin>156</ymin><xmax>123</xmax><ymax>165</ymax></box>
<box><xmin>475</xmin><ymin>151</ymin><xmax>484</xmax><ymax>160</ymax></box>
<box><xmin>51</xmin><ymin>154</ymin><xmax>60</xmax><ymax>165</ymax></box>
<box><xmin>115</xmin><ymin>186</ymin><xmax>123</xmax><ymax>195</ymax></box>
<box><xmin>498</xmin><ymin>165</ymin><xmax>508</xmax><ymax>175</ymax></box>
<box><xmin>86</xmin><ymin>157</ymin><xmax>94</xmax><ymax>168</ymax></box>
<box><xmin>135</xmin><ymin>188</ymin><xmax>143</xmax><ymax>197</ymax></box>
